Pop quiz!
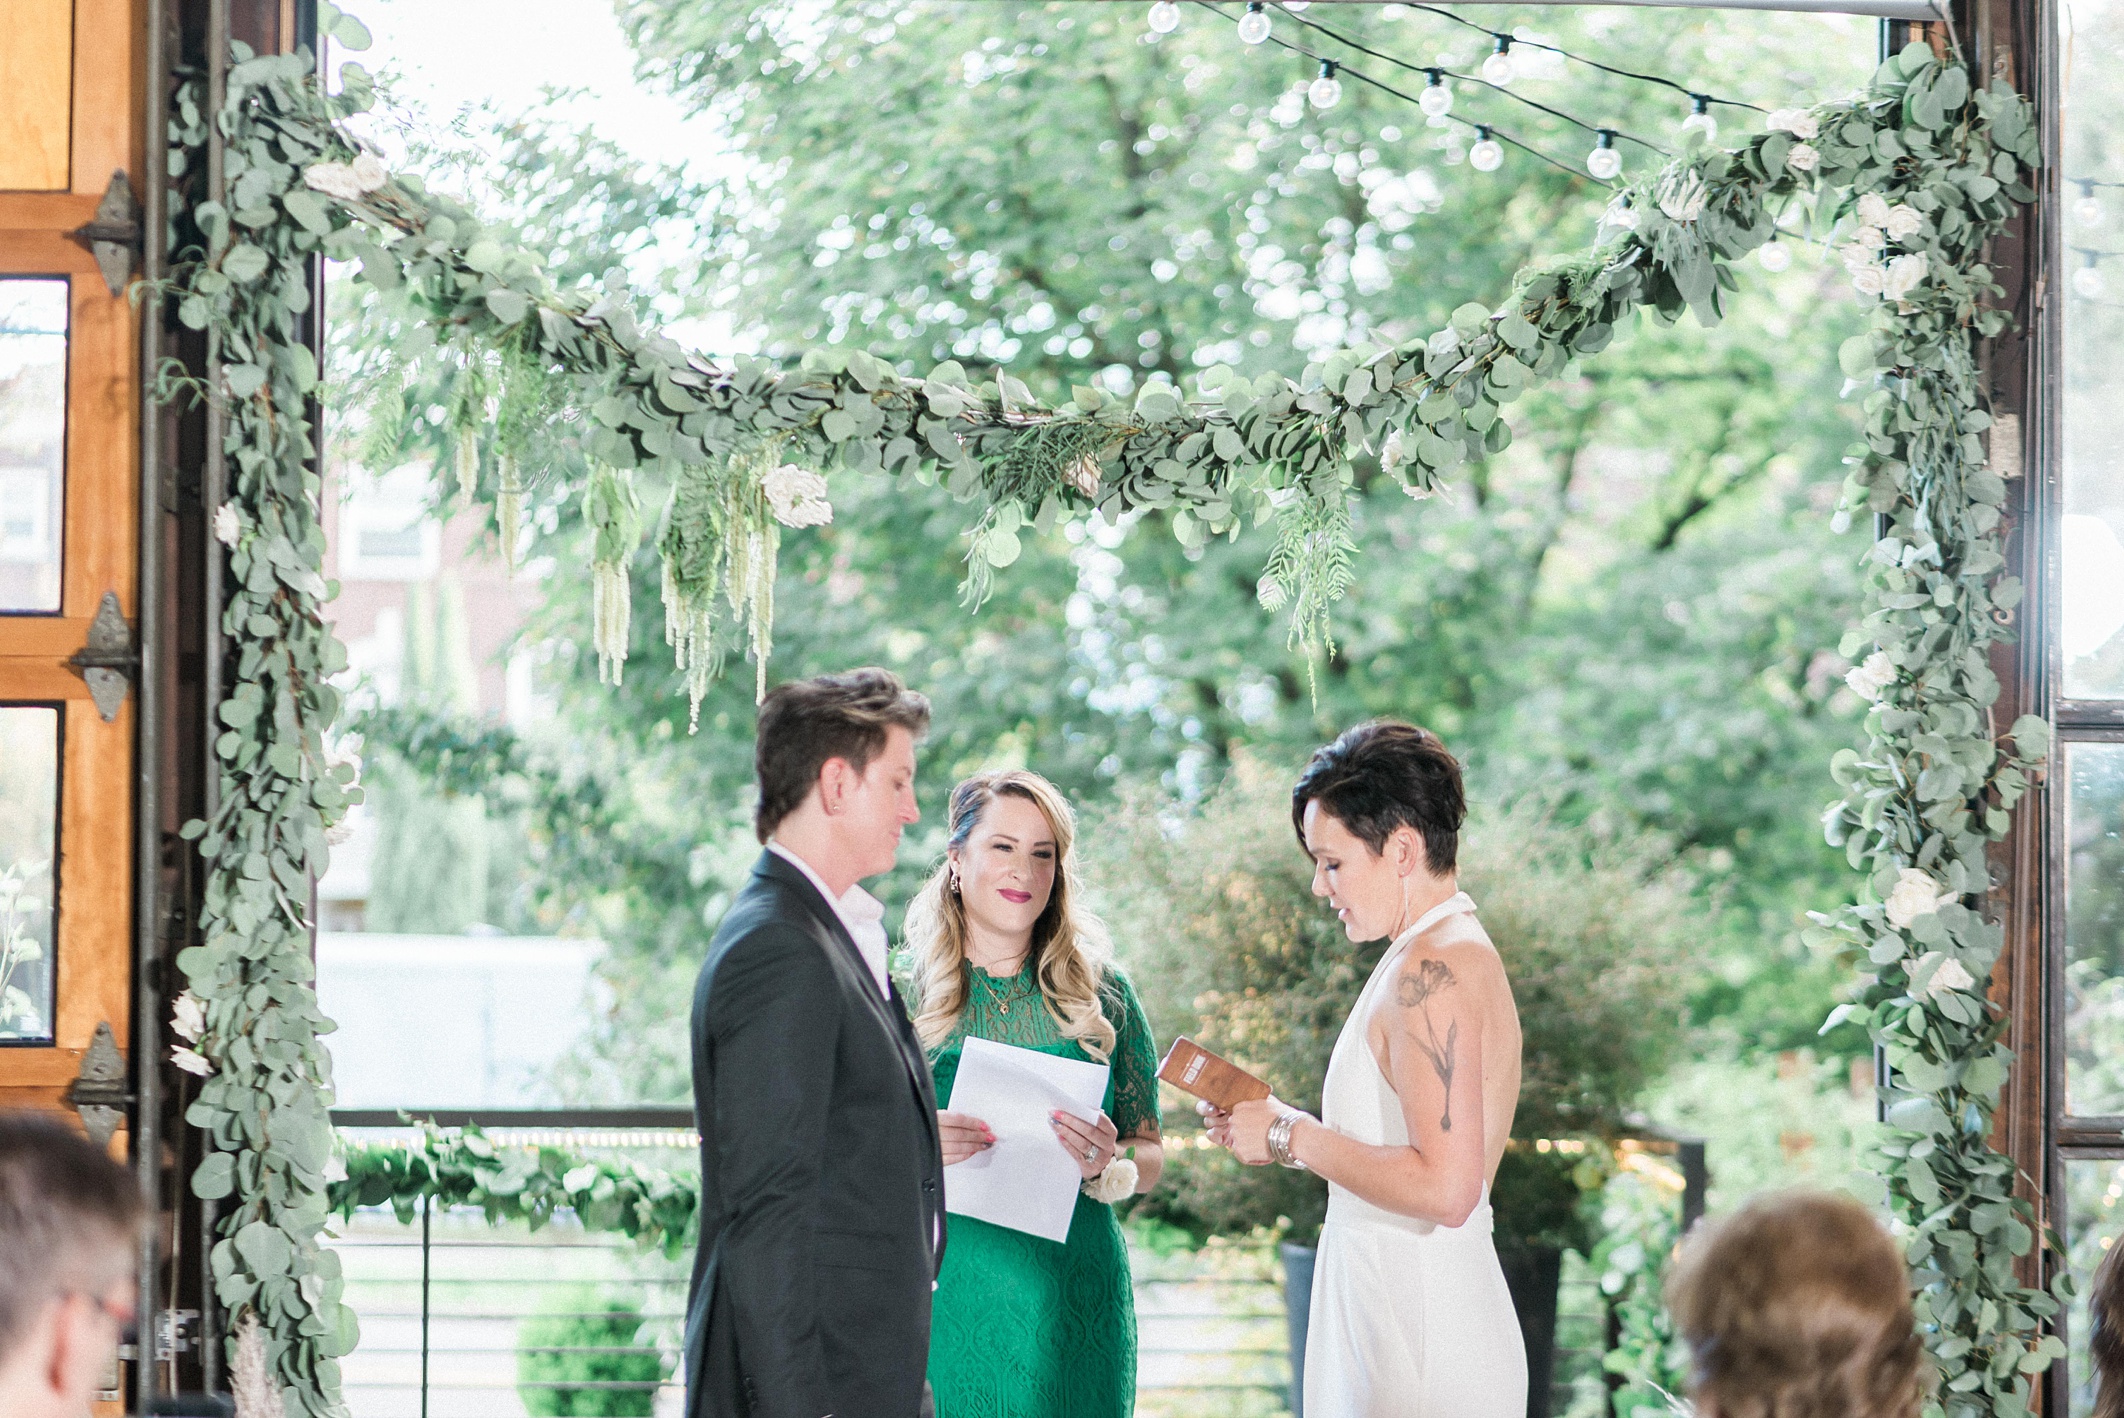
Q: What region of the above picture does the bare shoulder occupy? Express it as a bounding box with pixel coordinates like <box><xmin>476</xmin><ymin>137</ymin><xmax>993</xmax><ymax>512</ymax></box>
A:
<box><xmin>1392</xmin><ymin>923</ymin><xmax>1509</xmax><ymax>1008</ymax></box>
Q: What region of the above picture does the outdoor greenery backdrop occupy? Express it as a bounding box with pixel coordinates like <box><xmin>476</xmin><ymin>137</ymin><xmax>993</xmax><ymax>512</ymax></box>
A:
<box><xmin>333</xmin><ymin>2</ymin><xmax>1881</xmax><ymax>1196</ymax></box>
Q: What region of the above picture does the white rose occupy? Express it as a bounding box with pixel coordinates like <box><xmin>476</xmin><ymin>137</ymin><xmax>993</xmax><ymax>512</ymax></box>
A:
<box><xmin>1844</xmin><ymin>650</ymin><xmax>1895</xmax><ymax>700</ymax></box>
<box><xmin>1883</xmin><ymin>252</ymin><xmax>1930</xmax><ymax>302</ymax></box>
<box><xmin>1657</xmin><ymin>170</ymin><xmax>1709</xmax><ymax>224</ymax></box>
<box><xmin>302</xmin><ymin>162</ymin><xmax>366</xmax><ymax>202</ymax></box>
<box><xmin>213</xmin><ymin>502</ymin><xmax>243</xmax><ymax>548</ymax></box>
<box><xmin>1065</xmin><ymin>452</ymin><xmax>1102</xmax><ymax>499</ymax></box>
<box><xmin>1849</xmin><ymin>224</ymin><xmax>1887</xmax><ymax>252</ymax></box>
<box><xmin>1766</xmin><ymin>107</ymin><xmax>1802</xmax><ymax>133</ymax></box>
<box><xmin>1884</xmin><ymin>867</ymin><xmax>1953</xmax><ymax>928</ymax></box>
<box><xmin>1840</xmin><ymin>244</ymin><xmax>1881</xmax><ymax>274</ymax></box>
<box><xmin>1856</xmin><ymin>192</ymin><xmax>1892</xmax><ymax>228</ymax></box>
<box><xmin>1851</xmin><ymin>265</ymin><xmax>1887</xmax><ymax>298</ymax></box>
<box><xmin>348</xmin><ymin>152</ymin><xmax>389</xmax><ymax>193</ymax></box>
<box><xmin>1787</xmin><ymin>112</ymin><xmax>1820</xmax><ymax>141</ymax></box>
<box><xmin>1380</xmin><ymin>426</ymin><xmax>1407</xmax><ymax>473</ymax></box>
<box><xmin>1883</xmin><ymin>204</ymin><xmax>1925</xmax><ymax>241</ymax></box>
<box><xmin>1601</xmin><ymin>200</ymin><xmax>1641</xmax><ymax>233</ymax></box>
<box><xmin>1786</xmin><ymin>143</ymin><xmax>1821</xmax><ymax>173</ymax></box>
<box><xmin>171</xmin><ymin>1045</ymin><xmax>214</xmax><ymax>1078</ymax></box>
<box><xmin>1912</xmin><ymin>951</ymin><xmax>1978</xmax><ymax>1001</ymax></box>
<box><xmin>763</xmin><ymin>463</ymin><xmax>833</xmax><ymax>529</ymax></box>
<box><xmin>171</xmin><ymin>991</ymin><xmax>207</xmax><ymax>1044</ymax></box>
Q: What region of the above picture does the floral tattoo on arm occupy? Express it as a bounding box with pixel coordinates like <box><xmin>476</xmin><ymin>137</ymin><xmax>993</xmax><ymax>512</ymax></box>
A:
<box><xmin>1396</xmin><ymin>958</ymin><xmax>1459</xmax><ymax>1133</ymax></box>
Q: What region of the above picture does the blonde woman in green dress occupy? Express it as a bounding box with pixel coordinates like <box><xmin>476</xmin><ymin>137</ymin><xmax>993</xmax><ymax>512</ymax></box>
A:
<box><xmin>905</xmin><ymin>770</ymin><xmax>1164</xmax><ymax>1418</ymax></box>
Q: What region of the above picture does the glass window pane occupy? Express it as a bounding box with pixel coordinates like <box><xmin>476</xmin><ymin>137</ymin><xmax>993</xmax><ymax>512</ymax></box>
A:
<box><xmin>2068</xmin><ymin>743</ymin><xmax>2124</xmax><ymax>1115</ymax></box>
<box><xmin>2061</xmin><ymin>0</ymin><xmax>2124</xmax><ymax>696</ymax></box>
<box><xmin>0</xmin><ymin>705</ymin><xmax>59</xmax><ymax>1045</ymax></box>
<box><xmin>2067</xmin><ymin>1159</ymin><xmax>2123</xmax><ymax>1415</ymax></box>
<box><xmin>0</xmin><ymin>279</ymin><xmax>67</xmax><ymax>614</ymax></box>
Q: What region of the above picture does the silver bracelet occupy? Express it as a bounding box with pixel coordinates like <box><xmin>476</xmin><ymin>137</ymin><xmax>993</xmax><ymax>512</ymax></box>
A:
<box><xmin>1267</xmin><ymin>1112</ymin><xmax>1308</xmax><ymax>1170</ymax></box>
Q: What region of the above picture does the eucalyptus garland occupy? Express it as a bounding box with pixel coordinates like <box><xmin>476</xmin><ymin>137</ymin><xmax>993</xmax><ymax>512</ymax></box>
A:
<box><xmin>163</xmin><ymin>14</ymin><xmax>2053</xmax><ymax>1414</ymax></box>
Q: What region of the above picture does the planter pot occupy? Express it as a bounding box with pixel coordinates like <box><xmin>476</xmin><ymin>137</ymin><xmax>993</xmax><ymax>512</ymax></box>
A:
<box><xmin>1498</xmin><ymin>1243</ymin><xmax>1565</xmax><ymax>1418</ymax></box>
<box><xmin>1279</xmin><ymin>1241</ymin><xmax>1316</xmax><ymax>1417</ymax></box>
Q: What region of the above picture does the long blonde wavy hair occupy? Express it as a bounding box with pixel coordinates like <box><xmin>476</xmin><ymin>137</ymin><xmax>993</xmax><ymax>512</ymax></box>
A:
<box><xmin>906</xmin><ymin>770</ymin><xmax>1118</xmax><ymax>1061</ymax></box>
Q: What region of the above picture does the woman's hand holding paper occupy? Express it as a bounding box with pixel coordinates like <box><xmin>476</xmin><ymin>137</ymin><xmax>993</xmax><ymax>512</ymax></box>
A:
<box><xmin>938</xmin><ymin>1109</ymin><xmax>995</xmax><ymax>1165</ymax></box>
<box><xmin>1050</xmin><ymin>1108</ymin><xmax>1120</xmax><ymax>1178</ymax></box>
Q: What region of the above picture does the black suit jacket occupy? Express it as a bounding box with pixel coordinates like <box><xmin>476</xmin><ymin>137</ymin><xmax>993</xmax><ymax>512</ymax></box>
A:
<box><xmin>684</xmin><ymin>850</ymin><xmax>946</xmax><ymax>1418</ymax></box>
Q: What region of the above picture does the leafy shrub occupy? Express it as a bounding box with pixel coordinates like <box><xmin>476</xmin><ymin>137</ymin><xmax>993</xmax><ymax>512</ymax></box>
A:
<box><xmin>1089</xmin><ymin>761</ymin><xmax>1693</xmax><ymax>1248</ymax></box>
<box><xmin>516</xmin><ymin>1289</ymin><xmax>668</xmax><ymax>1417</ymax></box>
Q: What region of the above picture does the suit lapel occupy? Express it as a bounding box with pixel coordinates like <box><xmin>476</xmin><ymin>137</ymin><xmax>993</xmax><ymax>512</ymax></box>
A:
<box><xmin>754</xmin><ymin>852</ymin><xmax>940</xmax><ymax>1129</ymax></box>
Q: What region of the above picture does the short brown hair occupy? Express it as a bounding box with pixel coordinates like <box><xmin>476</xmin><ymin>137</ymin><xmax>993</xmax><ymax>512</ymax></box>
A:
<box><xmin>754</xmin><ymin>668</ymin><xmax>931</xmax><ymax>841</ymax></box>
<box><xmin>1666</xmin><ymin>1190</ymin><xmax>1927</xmax><ymax>1418</ymax></box>
<box><xmin>1291</xmin><ymin>720</ymin><xmax>1466</xmax><ymax>873</ymax></box>
<box><xmin>0</xmin><ymin>1112</ymin><xmax>144</xmax><ymax>1360</ymax></box>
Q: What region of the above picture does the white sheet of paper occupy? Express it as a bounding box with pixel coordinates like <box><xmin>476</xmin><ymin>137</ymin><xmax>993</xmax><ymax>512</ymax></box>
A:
<box><xmin>942</xmin><ymin>1036</ymin><xmax>1111</xmax><ymax>1244</ymax></box>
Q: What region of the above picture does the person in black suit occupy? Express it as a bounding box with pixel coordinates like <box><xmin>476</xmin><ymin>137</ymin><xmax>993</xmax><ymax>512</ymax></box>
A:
<box><xmin>685</xmin><ymin>668</ymin><xmax>946</xmax><ymax>1418</ymax></box>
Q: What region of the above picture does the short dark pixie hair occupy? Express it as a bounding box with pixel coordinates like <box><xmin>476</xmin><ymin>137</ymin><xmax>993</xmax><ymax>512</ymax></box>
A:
<box><xmin>1290</xmin><ymin>720</ymin><xmax>1466</xmax><ymax>873</ymax></box>
<box><xmin>0</xmin><ymin>1112</ymin><xmax>144</xmax><ymax>1361</ymax></box>
<box><xmin>754</xmin><ymin>668</ymin><xmax>932</xmax><ymax>841</ymax></box>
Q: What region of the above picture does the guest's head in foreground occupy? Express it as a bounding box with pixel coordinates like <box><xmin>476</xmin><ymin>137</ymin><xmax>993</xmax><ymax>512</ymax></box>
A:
<box><xmin>906</xmin><ymin>769</ymin><xmax>1117</xmax><ymax>1059</ymax></box>
<box><xmin>0</xmin><ymin>1113</ymin><xmax>144</xmax><ymax>1418</ymax></box>
<box><xmin>1290</xmin><ymin>719</ymin><xmax>1466</xmax><ymax>942</ymax></box>
<box><xmin>1666</xmin><ymin>1189</ymin><xmax>1926</xmax><ymax>1418</ymax></box>
<box><xmin>2089</xmin><ymin>1223</ymin><xmax>2124</xmax><ymax>1418</ymax></box>
<box><xmin>754</xmin><ymin>667</ymin><xmax>931</xmax><ymax>888</ymax></box>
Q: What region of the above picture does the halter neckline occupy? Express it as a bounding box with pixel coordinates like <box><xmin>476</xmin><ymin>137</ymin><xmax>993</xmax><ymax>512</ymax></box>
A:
<box><xmin>1387</xmin><ymin>890</ymin><xmax>1478</xmax><ymax>953</ymax></box>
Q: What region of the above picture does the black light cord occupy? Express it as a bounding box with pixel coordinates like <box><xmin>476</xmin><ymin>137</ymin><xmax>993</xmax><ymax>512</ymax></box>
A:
<box><xmin>1390</xmin><ymin>3</ymin><xmax>1769</xmax><ymax>114</ymax></box>
<box><xmin>1187</xmin><ymin>0</ymin><xmax>1599</xmax><ymax>183</ymax></box>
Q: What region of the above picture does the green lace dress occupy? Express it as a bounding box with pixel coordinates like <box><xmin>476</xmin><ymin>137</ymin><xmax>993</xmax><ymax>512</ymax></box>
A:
<box><xmin>925</xmin><ymin>962</ymin><xmax>1162</xmax><ymax>1418</ymax></box>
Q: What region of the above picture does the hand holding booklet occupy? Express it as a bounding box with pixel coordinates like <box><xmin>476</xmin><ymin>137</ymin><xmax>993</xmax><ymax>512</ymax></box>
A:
<box><xmin>1156</xmin><ymin>1036</ymin><xmax>1271</xmax><ymax>1111</ymax></box>
<box><xmin>942</xmin><ymin>1037</ymin><xmax>1110</xmax><ymax>1244</ymax></box>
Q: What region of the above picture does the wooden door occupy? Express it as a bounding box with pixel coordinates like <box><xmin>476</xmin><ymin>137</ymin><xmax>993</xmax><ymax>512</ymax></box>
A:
<box><xmin>0</xmin><ymin>0</ymin><xmax>142</xmax><ymax>1128</ymax></box>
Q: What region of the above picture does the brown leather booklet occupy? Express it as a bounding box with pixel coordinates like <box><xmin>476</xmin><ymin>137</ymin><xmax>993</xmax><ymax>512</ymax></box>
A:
<box><xmin>1157</xmin><ymin>1036</ymin><xmax>1273</xmax><ymax>1111</ymax></box>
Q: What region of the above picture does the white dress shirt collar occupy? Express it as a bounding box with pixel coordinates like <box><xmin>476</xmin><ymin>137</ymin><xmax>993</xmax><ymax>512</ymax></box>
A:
<box><xmin>767</xmin><ymin>840</ymin><xmax>892</xmax><ymax>998</ymax></box>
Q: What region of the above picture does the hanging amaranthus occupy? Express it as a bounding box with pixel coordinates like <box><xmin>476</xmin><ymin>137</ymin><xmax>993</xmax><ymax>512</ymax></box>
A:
<box><xmin>496</xmin><ymin>451</ymin><xmax>524</xmax><ymax>575</ymax></box>
<box><xmin>582</xmin><ymin>464</ymin><xmax>640</xmax><ymax>684</ymax></box>
<box><xmin>657</xmin><ymin>443</ymin><xmax>825</xmax><ymax>728</ymax></box>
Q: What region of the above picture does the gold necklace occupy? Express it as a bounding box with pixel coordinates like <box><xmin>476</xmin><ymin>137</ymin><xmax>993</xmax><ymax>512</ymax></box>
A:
<box><xmin>973</xmin><ymin>960</ymin><xmax>1037</xmax><ymax>1014</ymax></box>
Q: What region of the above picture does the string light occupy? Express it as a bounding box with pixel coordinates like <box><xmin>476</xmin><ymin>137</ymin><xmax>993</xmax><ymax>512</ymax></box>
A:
<box><xmin>1396</xmin><ymin>3</ymin><xmax>1766</xmax><ymax>115</ymax></box>
<box><xmin>1183</xmin><ymin>0</ymin><xmax>1617</xmax><ymax>186</ymax></box>
<box><xmin>1269</xmin><ymin>6</ymin><xmax>1667</xmax><ymax>159</ymax></box>
<box><xmin>1682</xmin><ymin>94</ymin><xmax>1717</xmax><ymax>144</ymax></box>
<box><xmin>2075</xmin><ymin>251</ymin><xmax>2107</xmax><ymax>300</ymax></box>
<box><xmin>1418</xmin><ymin>69</ymin><xmax>1452</xmax><ymax>117</ymax></box>
<box><xmin>1481</xmin><ymin>35</ymin><xmax>1515</xmax><ymax>86</ymax></box>
<box><xmin>1586</xmin><ymin>130</ymin><xmax>1621</xmax><ymax>181</ymax></box>
<box><xmin>1147</xmin><ymin>0</ymin><xmax>1181</xmax><ymax>34</ymax></box>
<box><xmin>1237</xmin><ymin>1</ymin><xmax>1271</xmax><ymax>45</ymax></box>
<box><xmin>1309</xmin><ymin>60</ymin><xmax>1343</xmax><ymax>109</ymax></box>
<box><xmin>1757</xmin><ymin>236</ymin><xmax>1792</xmax><ymax>273</ymax></box>
<box><xmin>1470</xmin><ymin>127</ymin><xmax>1505</xmax><ymax>172</ymax></box>
<box><xmin>2077</xmin><ymin>180</ymin><xmax>2105</xmax><ymax>229</ymax></box>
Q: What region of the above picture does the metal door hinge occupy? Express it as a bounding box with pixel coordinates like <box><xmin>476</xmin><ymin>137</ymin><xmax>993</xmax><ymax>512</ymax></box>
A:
<box><xmin>67</xmin><ymin>171</ymin><xmax>143</xmax><ymax>297</ymax></box>
<box><xmin>64</xmin><ymin>1020</ymin><xmax>131</xmax><ymax>1147</ymax></box>
<box><xmin>65</xmin><ymin>591</ymin><xmax>139</xmax><ymax>722</ymax></box>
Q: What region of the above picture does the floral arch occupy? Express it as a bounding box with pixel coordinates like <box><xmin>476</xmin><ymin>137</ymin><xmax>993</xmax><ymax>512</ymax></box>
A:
<box><xmin>166</xmin><ymin>13</ymin><xmax>2054</xmax><ymax>1415</ymax></box>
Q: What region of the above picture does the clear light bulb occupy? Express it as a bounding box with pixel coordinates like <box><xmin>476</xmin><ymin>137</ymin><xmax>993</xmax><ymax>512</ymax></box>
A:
<box><xmin>2077</xmin><ymin>195</ymin><xmax>2106</xmax><ymax>228</ymax></box>
<box><xmin>1757</xmin><ymin>241</ymin><xmax>1792</xmax><ymax>273</ymax></box>
<box><xmin>2075</xmin><ymin>263</ymin><xmax>2107</xmax><ymax>300</ymax></box>
<box><xmin>1481</xmin><ymin>40</ymin><xmax>1515</xmax><ymax>85</ymax></box>
<box><xmin>1147</xmin><ymin>0</ymin><xmax>1180</xmax><ymax>33</ymax></box>
<box><xmin>1309</xmin><ymin>63</ymin><xmax>1342</xmax><ymax>109</ymax></box>
<box><xmin>1237</xmin><ymin>3</ymin><xmax>1271</xmax><ymax>44</ymax></box>
<box><xmin>1681</xmin><ymin>97</ymin><xmax>1717</xmax><ymax>145</ymax></box>
<box><xmin>1470</xmin><ymin>133</ymin><xmax>1505</xmax><ymax>172</ymax></box>
<box><xmin>1419</xmin><ymin>74</ymin><xmax>1453</xmax><ymax>117</ymax></box>
<box><xmin>1586</xmin><ymin>134</ymin><xmax>1621</xmax><ymax>181</ymax></box>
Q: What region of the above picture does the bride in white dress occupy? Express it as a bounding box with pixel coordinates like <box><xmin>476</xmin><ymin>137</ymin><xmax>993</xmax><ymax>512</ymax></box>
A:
<box><xmin>1203</xmin><ymin>721</ymin><xmax>1527</xmax><ymax>1417</ymax></box>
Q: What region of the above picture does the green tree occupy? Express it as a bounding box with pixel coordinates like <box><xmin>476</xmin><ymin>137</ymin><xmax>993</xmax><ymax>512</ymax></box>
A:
<box><xmin>338</xmin><ymin>3</ymin><xmax>1881</xmax><ymax>1095</ymax></box>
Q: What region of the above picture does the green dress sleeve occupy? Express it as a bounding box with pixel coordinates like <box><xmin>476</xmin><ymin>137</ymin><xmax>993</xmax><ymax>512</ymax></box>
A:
<box><xmin>1104</xmin><ymin>967</ymin><xmax>1162</xmax><ymax>1140</ymax></box>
